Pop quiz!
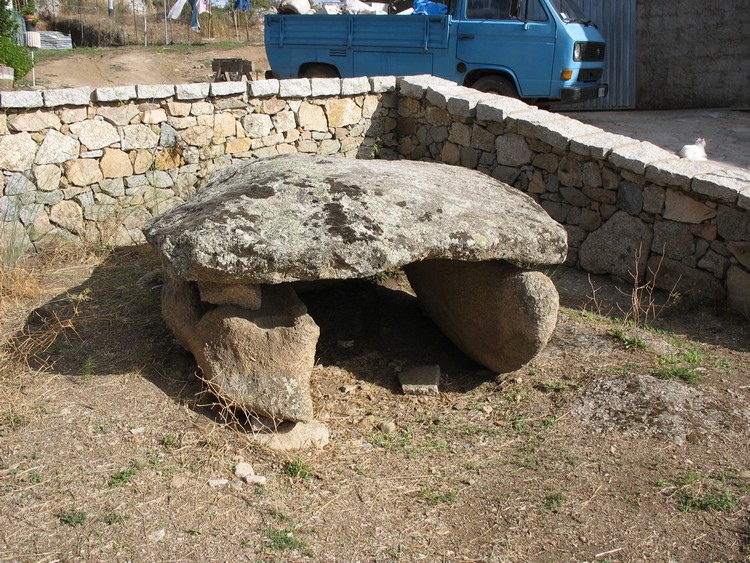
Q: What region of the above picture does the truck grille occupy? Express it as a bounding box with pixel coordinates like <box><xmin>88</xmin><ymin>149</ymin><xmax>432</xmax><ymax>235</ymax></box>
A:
<box><xmin>580</xmin><ymin>42</ymin><xmax>605</xmax><ymax>62</ymax></box>
<box><xmin>578</xmin><ymin>68</ymin><xmax>603</xmax><ymax>83</ymax></box>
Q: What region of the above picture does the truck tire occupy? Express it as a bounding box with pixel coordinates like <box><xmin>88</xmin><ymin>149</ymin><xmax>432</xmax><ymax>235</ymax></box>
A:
<box><xmin>299</xmin><ymin>64</ymin><xmax>340</xmax><ymax>79</ymax></box>
<box><xmin>471</xmin><ymin>75</ymin><xmax>518</xmax><ymax>98</ymax></box>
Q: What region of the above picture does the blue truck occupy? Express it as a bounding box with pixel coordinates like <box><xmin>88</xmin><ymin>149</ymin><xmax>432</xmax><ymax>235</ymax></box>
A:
<box><xmin>264</xmin><ymin>0</ymin><xmax>608</xmax><ymax>103</ymax></box>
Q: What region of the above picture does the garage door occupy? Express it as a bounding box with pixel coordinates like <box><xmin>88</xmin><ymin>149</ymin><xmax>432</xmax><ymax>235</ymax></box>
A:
<box><xmin>558</xmin><ymin>0</ymin><xmax>636</xmax><ymax>109</ymax></box>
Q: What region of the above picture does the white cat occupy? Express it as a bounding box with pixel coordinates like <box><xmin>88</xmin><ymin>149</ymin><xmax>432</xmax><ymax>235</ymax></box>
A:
<box><xmin>678</xmin><ymin>138</ymin><xmax>708</xmax><ymax>161</ymax></box>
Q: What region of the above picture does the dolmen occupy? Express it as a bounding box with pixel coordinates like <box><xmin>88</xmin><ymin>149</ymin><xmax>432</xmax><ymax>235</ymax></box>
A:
<box><xmin>144</xmin><ymin>154</ymin><xmax>567</xmax><ymax>423</ymax></box>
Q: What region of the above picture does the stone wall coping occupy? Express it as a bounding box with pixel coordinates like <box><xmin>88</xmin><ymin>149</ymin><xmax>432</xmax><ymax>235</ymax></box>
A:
<box><xmin>425</xmin><ymin>84</ymin><xmax>465</xmax><ymax>109</ymax></box>
<box><xmin>0</xmin><ymin>90</ymin><xmax>44</xmax><ymax>108</ymax></box>
<box><xmin>475</xmin><ymin>97</ymin><xmax>532</xmax><ymax>123</ymax></box>
<box><xmin>137</xmin><ymin>84</ymin><xmax>177</xmax><ymax>99</ymax></box>
<box><xmin>248</xmin><ymin>79</ymin><xmax>279</xmax><ymax>97</ymax></box>
<box><xmin>505</xmin><ymin>109</ymin><xmax>569</xmax><ymax>142</ymax></box>
<box><xmin>44</xmin><ymin>87</ymin><xmax>91</xmax><ymax>107</ymax></box>
<box><xmin>341</xmin><ymin>76</ymin><xmax>370</xmax><ymax>95</ymax></box>
<box><xmin>515</xmin><ymin>114</ymin><xmax>603</xmax><ymax>151</ymax></box>
<box><xmin>692</xmin><ymin>168</ymin><xmax>750</xmax><ymax>205</ymax></box>
<box><xmin>569</xmin><ymin>131</ymin><xmax>639</xmax><ymax>160</ymax></box>
<box><xmin>278</xmin><ymin>78</ymin><xmax>312</xmax><ymax>98</ymax></box>
<box><xmin>310</xmin><ymin>78</ymin><xmax>341</xmax><ymax>97</ymax></box>
<box><xmin>446</xmin><ymin>90</ymin><xmax>498</xmax><ymax>118</ymax></box>
<box><xmin>96</xmin><ymin>85</ymin><xmax>138</xmax><ymax>102</ymax></box>
<box><xmin>397</xmin><ymin>75</ymin><xmax>453</xmax><ymax>99</ymax></box>
<box><xmin>209</xmin><ymin>80</ymin><xmax>248</xmax><ymax>97</ymax></box>
<box><xmin>645</xmin><ymin>159</ymin><xmax>726</xmax><ymax>190</ymax></box>
<box><xmin>369</xmin><ymin>76</ymin><xmax>397</xmax><ymax>93</ymax></box>
<box><xmin>176</xmin><ymin>83</ymin><xmax>211</xmax><ymax>100</ymax></box>
<box><xmin>608</xmin><ymin>141</ymin><xmax>680</xmax><ymax>175</ymax></box>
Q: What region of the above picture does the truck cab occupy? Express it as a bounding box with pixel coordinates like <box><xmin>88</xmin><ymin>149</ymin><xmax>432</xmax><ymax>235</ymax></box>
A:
<box><xmin>264</xmin><ymin>0</ymin><xmax>608</xmax><ymax>103</ymax></box>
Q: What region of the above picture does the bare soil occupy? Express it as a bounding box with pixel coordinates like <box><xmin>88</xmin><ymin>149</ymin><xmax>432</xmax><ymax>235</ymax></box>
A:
<box><xmin>18</xmin><ymin>42</ymin><xmax>270</xmax><ymax>91</ymax></box>
<box><xmin>1</xmin><ymin>246</ymin><xmax>749</xmax><ymax>562</ymax></box>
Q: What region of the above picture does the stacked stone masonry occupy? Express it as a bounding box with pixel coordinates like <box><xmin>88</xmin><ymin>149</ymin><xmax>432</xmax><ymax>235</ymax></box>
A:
<box><xmin>1</xmin><ymin>75</ymin><xmax>749</xmax><ymax>315</ymax></box>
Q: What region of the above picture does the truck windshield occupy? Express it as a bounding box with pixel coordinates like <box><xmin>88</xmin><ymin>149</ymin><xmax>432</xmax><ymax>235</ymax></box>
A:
<box><xmin>546</xmin><ymin>0</ymin><xmax>589</xmax><ymax>24</ymax></box>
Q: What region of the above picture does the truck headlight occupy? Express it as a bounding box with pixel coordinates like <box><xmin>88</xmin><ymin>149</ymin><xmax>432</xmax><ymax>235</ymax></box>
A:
<box><xmin>573</xmin><ymin>42</ymin><xmax>583</xmax><ymax>62</ymax></box>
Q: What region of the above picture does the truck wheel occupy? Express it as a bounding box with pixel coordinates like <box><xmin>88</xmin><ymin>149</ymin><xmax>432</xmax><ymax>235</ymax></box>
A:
<box><xmin>300</xmin><ymin>64</ymin><xmax>339</xmax><ymax>79</ymax></box>
<box><xmin>472</xmin><ymin>75</ymin><xmax>518</xmax><ymax>98</ymax></box>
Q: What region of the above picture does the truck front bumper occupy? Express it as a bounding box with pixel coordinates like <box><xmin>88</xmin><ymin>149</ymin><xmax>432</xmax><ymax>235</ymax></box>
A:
<box><xmin>560</xmin><ymin>83</ymin><xmax>608</xmax><ymax>102</ymax></box>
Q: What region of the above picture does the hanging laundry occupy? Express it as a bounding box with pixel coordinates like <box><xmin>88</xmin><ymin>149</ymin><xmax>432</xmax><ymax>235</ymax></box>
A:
<box><xmin>167</xmin><ymin>0</ymin><xmax>188</xmax><ymax>19</ymax></box>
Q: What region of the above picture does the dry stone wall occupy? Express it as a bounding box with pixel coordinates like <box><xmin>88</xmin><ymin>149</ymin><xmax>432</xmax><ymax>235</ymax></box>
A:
<box><xmin>395</xmin><ymin>76</ymin><xmax>750</xmax><ymax>315</ymax></box>
<box><xmin>1</xmin><ymin>74</ymin><xmax>749</xmax><ymax>314</ymax></box>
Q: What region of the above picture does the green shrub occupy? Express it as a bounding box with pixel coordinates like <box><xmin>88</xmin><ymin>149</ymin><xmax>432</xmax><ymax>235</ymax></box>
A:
<box><xmin>0</xmin><ymin>37</ymin><xmax>32</xmax><ymax>79</ymax></box>
<box><xmin>0</xmin><ymin>2</ymin><xmax>18</xmax><ymax>39</ymax></box>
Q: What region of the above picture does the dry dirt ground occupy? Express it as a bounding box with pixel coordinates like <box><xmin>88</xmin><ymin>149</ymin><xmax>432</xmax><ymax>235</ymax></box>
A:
<box><xmin>18</xmin><ymin>42</ymin><xmax>271</xmax><ymax>91</ymax></box>
<box><xmin>0</xmin><ymin>244</ymin><xmax>749</xmax><ymax>562</ymax></box>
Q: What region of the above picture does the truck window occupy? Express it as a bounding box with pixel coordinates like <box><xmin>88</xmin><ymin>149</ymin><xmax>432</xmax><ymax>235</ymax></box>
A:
<box><xmin>519</xmin><ymin>0</ymin><xmax>548</xmax><ymax>21</ymax></box>
<box><xmin>466</xmin><ymin>0</ymin><xmax>511</xmax><ymax>20</ymax></box>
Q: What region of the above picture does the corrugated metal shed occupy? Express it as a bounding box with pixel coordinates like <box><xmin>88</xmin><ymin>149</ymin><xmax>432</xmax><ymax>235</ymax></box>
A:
<box><xmin>558</xmin><ymin>0</ymin><xmax>636</xmax><ymax>109</ymax></box>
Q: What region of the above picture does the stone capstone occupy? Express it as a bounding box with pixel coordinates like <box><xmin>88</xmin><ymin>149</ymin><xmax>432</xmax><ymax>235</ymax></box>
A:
<box><xmin>144</xmin><ymin>155</ymin><xmax>567</xmax><ymax>284</ymax></box>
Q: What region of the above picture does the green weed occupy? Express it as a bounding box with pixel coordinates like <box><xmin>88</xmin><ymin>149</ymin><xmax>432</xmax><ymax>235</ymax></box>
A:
<box><xmin>662</xmin><ymin>472</ymin><xmax>741</xmax><ymax>513</ymax></box>
<box><xmin>264</xmin><ymin>528</ymin><xmax>306</xmax><ymax>551</ymax></box>
<box><xmin>161</xmin><ymin>434</ymin><xmax>176</xmax><ymax>447</ymax></box>
<box><xmin>677</xmin><ymin>489</ymin><xmax>738</xmax><ymax>513</ymax></box>
<box><xmin>418</xmin><ymin>487</ymin><xmax>457</xmax><ymax>506</ymax></box>
<box><xmin>103</xmin><ymin>512</ymin><xmax>127</xmax><ymax>525</ymax></box>
<box><xmin>542</xmin><ymin>492</ymin><xmax>564</xmax><ymax>510</ymax></box>
<box><xmin>652</xmin><ymin>365</ymin><xmax>701</xmax><ymax>384</ymax></box>
<box><xmin>109</xmin><ymin>458</ymin><xmax>145</xmax><ymax>487</ymax></box>
<box><xmin>59</xmin><ymin>510</ymin><xmax>87</xmax><ymax>526</ymax></box>
<box><xmin>284</xmin><ymin>457</ymin><xmax>314</xmax><ymax>480</ymax></box>
<box><xmin>609</xmin><ymin>327</ymin><xmax>645</xmax><ymax>350</ymax></box>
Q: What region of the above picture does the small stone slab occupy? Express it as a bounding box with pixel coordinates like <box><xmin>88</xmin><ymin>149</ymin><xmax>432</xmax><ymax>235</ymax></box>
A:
<box><xmin>144</xmin><ymin>154</ymin><xmax>567</xmax><ymax>285</ymax></box>
<box><xmin>399</xmin><ymin>365</ymin><xmax>440</xmax><ymax>396</ymax></box>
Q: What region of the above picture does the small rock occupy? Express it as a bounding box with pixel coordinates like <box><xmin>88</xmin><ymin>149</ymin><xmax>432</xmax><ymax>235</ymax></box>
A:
<box><xmin>399</xmin><ymin>365</ymin><xmax>440</xmax><ymax>396</ymax></box>
<box><xmin>249</xmin><ymin>420</ymin><xmax>330</xmax><ymax>451</ymax></box>
<box><xmin>208</xmin><ymin>478</ymin><xmax>229</xmax><ymax>488</ymax></box>
<box><xmin>482</xmin><ymin>405</ymin><xmax>493</xmax><ymax>414</ymax></box>
<box><xmin>235</xmin><ymin>462</ymin><xmax>255</xmax><ymax>480</ymax></box>
<box><xmin>148</xmin><ymin>529</ymin><xmax>166</xmax><ymax>543</ymax></box>
<box><xmin>129</xmin><ymin>427</ymin><xmax>146</xmax><ymax>435</ymax></box>
<box><xmin>245</xmin><ymin>475</ymin><xmax>268</xmax><ymax>486</ymax></box>
<box><xmin>379</xmin><ymin>420</ymin><xmax>397</xmax><ymax>435</ymax></box>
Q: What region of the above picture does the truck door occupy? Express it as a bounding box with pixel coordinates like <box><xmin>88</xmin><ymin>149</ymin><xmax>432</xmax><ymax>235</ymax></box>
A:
<box><xmin>456</xmin><ymin>0</ymin><xmax>556</xmax><ymax>97</ymax></box>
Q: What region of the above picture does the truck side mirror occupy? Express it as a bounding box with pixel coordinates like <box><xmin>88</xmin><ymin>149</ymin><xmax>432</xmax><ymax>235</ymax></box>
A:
<box><xmin>509</xmin><ymin>0</ymin><xmax>521</xmax><ymax>19</ymax></box>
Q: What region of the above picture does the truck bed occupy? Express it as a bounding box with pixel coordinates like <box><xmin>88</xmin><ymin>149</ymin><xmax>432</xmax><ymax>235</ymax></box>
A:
<box><xmin>265</xmin><ymin>14</ymin><xmax>450</xmax><ymax>51</ymax></box>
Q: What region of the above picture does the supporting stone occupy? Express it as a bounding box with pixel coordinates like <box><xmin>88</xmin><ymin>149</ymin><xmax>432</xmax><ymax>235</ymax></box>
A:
<box><xmin>404</xmin><ymin>259</ymin><xmax>559</xmax><ymax>373</ymax></box>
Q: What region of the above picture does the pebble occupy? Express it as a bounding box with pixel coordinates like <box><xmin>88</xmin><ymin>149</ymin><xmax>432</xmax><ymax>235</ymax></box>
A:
<box><xmin>129</xmin><ymin>427</ymin><xmax>146</xmax><ymax>435</ymax></box>
<box><xmin>380</xmin><ymin>420</ymin><xmax>397</xmax><ymax>435</ymax></box>
<box><xmin>148</xmin><ymin>529</ymin><xmax>166</xmax><ymax>543</ymax></box>
<box><xmin>208</xmin><ymin>478</ymin><xmax>229</xmax><ymax>488</ymax></box>
<box><xmin>482</xmin><ymin>405</ymin><xmax>493</xmax><ymax>414</ymax></box>
<box><xmin>235</xmin><ymin>462</ymin><xmax>255</xmax><ymax>480</ymax></box>
<box><xmin>245</xmin><ymin>475</ymin><xmax>268</xmax><ymax>486</ymax></box>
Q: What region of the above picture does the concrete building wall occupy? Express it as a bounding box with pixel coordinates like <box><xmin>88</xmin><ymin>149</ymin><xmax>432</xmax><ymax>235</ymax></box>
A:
<box><xmin>636</xmin><ymin>0</ymin><xmax>750</xmax><ymax>109</ymax></box>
